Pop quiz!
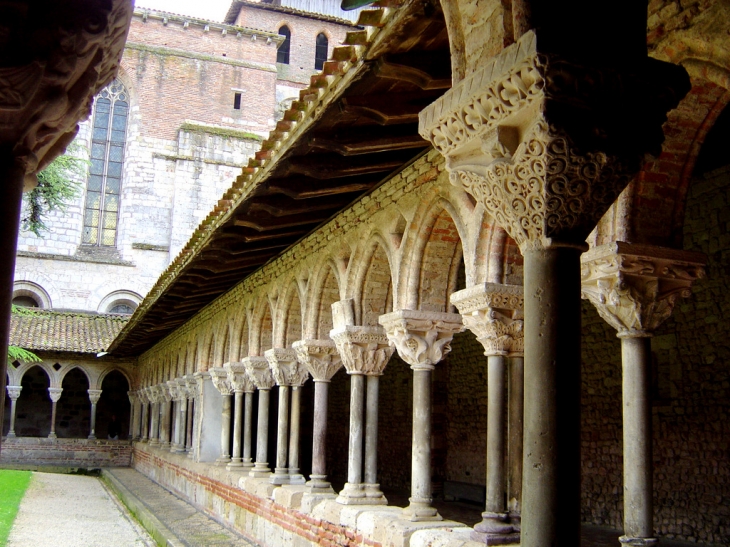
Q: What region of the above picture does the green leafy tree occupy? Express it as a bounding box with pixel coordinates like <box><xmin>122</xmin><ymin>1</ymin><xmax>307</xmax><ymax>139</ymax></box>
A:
<box><xmin>7</xmin><ymin>305</ymin><xmax>41</xmax><ymax>364</ymax></box>
<box><xmin>21</xmin><ymin>143</ymin><xmax>86</xmax><ymax>237</ymax></box>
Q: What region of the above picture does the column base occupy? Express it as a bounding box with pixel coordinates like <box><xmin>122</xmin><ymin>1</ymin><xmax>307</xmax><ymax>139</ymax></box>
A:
<box><xmin>242</xmin><ymin>458</ymin><xmax>254</xmax><ymax>470</ymax></box>
<box><xmin>6</xmin><ymin>432</ymin><xmax>15</xmax><ymax>439</ymax></box>
<box><xmin>619</xmin><ymin>536</ymin><xmax>658</xmax><ymax>546</ymax></box>
<box><xmin>402</xmin><ymin>498</ymin><xmax>442</xmax><ymax>522</ymax></box>
<box><xmin>226</xmin><ymin>458</ymin><xmax>243</xmax><ymax>471</ymax></box>
<box><xmin>216</xmin><ymin>456</ymin><xmax>232</xmax><ymax>466</ymax></box>
<box><xmin>249</xmin><ymin>464</ymin><xmax>271</xmax><ymax>478</ymax></box>
<box><xmin>141</xmin><ymin>437</ymin><xmax>149</xmax><ymax>443</ymax></box>
<box><xmin>87</xmin><ymin>434</ymin><xmax>96</xmax><ymax>440</ymax></box>
<box><xmin>160</xmin><ymin>442</ymin><xmax>171</xmax><ymax>449</ymax></box>
<box><xmin>305</xmin><ymin>475</ymin><xmax>334</xmax><ymax>494</ymax></box>
<box><xmin>149</xmin><ymin>439</ymin><xmax>160</xmax><ymax>446</ymax></box>
<box><xmin>271</xmin><ymin>468</ymin><xmax>291</xmax><ymax>485</ymax></box>
<box><xmin>471</xmin><ymin>512</ymin><xmax>520</xmax><ymax>545</ymax></box>
<box><xmin>508</xmin><ymin>512</ymin><xmax>521</xmax><ymax>531</ymax></box>
<box><xmin>288</xmin><ymin>471</ymin><xmax>306</xmax><ymax>485</ymax></box>
<box><xmin>336</xmin><ymin>483</ymin><xmax>369</xmax><ymax>505</ymax></box>
<box><xmin>363</xmin><ymin>483</ymin><xmax>388</xmax><ymax>505</ymax></box>
<box><xmin>48</xmin><ymin>432</ymin><xmax>57</xmax><ymax>439</ymax></box>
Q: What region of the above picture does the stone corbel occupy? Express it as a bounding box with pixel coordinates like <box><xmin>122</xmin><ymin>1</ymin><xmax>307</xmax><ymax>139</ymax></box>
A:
<box><xmin>88</xmin><ymin>389</ymin><xmax>103</xmax><ymax>405</ymax></box>
<box><xmin>225</xmin><ymin>362</ymin><xmax>255</xmax><ymax>393</ymax></box>
<box><xmin>378</xmin><ymin>310</ymin><xmax>464</xmax><ymax>369</ymax></box>
<box><xmin>243</xmin><ymin>357</ymin><xmax>276</xmax><ymax>390</ymax></box>
<box><xmin>264</xmin><ymin>348</ymin><xmax>309</xmax><ymax>387</ymax></box>
<box><xmin>292</xmin><ymin>339</ymin><xmax>343</xmax><ymax>382</ymax></box>
<box><xmin>581</xmin><ymin>242</ymin><xmax>706</xmax><ymax>337</ymax></box>
<box><xmin>329</xmin><ymin>326</ymin><xmax>394</xmax><ymax>375</ymax></box>
<box><xmin>451</xmin><ymin>283</ymin><xmax>524</xmax><ymax>356</ymax></box>
<box><xmin>210</xmin><ymin>368</ymin><xmax>233</xmax><ymax>396</ymax></box>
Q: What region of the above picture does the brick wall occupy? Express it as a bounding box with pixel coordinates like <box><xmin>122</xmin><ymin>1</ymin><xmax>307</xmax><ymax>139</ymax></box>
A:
<box><xmin>0</xmin><ymin>438</ymin><xmax>132</xmax><ymax>468</ymax></box>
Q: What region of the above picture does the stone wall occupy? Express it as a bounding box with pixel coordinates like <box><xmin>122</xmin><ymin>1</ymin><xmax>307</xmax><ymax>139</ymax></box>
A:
<box><xmin>0</xmin><ymin>438</ymin><xmax>132</xmax><ymax>468</ymax></box>
<box><xmin>581</xmin><ymin>164</ymin><xmax>730</xmax><ymax>545</ymax></box>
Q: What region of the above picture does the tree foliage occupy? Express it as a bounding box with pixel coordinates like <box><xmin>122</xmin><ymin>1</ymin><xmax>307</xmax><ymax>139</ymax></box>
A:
<box><xmin>7</xmin><ymin>305</ymin><xmax>41</xmax><ymax>363</ymax></box>
<box><xmin>21</xmin><ymin>143</ymin><xmax>86</xmax><ymax>237</ymax></box>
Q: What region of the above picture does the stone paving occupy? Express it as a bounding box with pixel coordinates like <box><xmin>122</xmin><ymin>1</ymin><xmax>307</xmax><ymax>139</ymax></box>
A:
<box><xmin>105</xmin><ymin>468</ymin><xmax>259</xmax><ymax>547</ymax></box>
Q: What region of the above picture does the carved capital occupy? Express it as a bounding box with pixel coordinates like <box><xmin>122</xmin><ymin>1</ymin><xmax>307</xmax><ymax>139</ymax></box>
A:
<box><xmin>292</xmin><ymin>339</ymin><xmax>343</xmax><ymax>382</ymax></box>
<box><xmin>127</xmin><ymin>390</ymin><xmax>138</xmax><ymax>405</ymax></box>
<box><xmin>210</xmin><ymin>368</ymin><xmax>233</xmax><ymax>396</ymax></box>
<box><xmin>581</xmin><ymin>242</ymin><xmax>706</xmax><ymax>337</ymax></box>
<box><xmin>242</xmin><ymin>356</ymin><xmax>276</xmax><ymax>390</ymax></box>
<box><xmin>419</xmin><ymin>31</ymin><xmax>690</xmax><ymax>251</ymax></box>
<box><xmin>88</xmin><ymin>389</ymin><xmax>103</xmax><ymax>404</ymax></box>
<box><xmin>48</xmin><ymin>387</ymin><xmax>63</xmax><ymax>403</ymax></box>
<box><xmin>185</xmin><ymin>375</ymin><xmax>200</xmax><ymax>399</ymax></box>
<box><xmin>167</xmin><ymin>380</ymin><xmax>182</xmax><ymax>401</ymax></box>
<box><xmin>329</xmin><ymin>326</ymin><xmax>394</xmax><ymax>376</ymax></box>
<box><xmin>264</xmin><ymin>348</ymin><xmax>309</xmax><ymax>387</ymax></box>
<box><xmin>175</xmin><ymin>378</ymin><xmax>189</xmax><ymax>400</ymax></box>
<box><xmin>451</xmin><ymin>283</ymin><xmax>524</xmax><ymax>356</ymax></box>
<box><xmin>6</xmin><ymin>385</ymin><xmax>22</xmax><ymax>400</ymax></box>
<box><xmin>137</xmin><ymin>389</ymin><xmax>149</xmax><ymax>404</ymax></box>
<box><xmin>225</xmin><ymin>362</ymin><xmax>255</xmax><ymax>393</ymax></box>
<box><xmin>379</xmin><ymin>310</ymin><xmax>464</xmax><ymax>370</ymax></box>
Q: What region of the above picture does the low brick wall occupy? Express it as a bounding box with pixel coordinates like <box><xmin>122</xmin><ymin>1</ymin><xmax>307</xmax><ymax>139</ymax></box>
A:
<box><xmin>0</xmin><ymin>437</ymin><xmax>132</xmax><ymax>468</ymax></box>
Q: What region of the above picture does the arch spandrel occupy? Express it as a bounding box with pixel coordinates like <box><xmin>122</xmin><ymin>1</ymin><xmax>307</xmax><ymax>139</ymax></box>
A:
<box><xmin>307</xmin><ymin>260</ymin><xmax>342</xmax><ymax>340</ymax></box>
<box><xmin>276</xmin><ymin>280</ymin><xmax>304</xmax><ymax>349</ymax></box>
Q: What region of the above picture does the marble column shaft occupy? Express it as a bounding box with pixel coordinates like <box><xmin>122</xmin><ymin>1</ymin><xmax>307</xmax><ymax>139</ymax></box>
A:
<box><xmin>6</xmin><ymin>386</ymin><xmax>21</xmax><ymax>438</ymax></box>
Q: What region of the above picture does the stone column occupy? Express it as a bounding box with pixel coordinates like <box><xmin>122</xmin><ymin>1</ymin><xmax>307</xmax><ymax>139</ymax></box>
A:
<box><xmin>5</xmin><ymin>386</ymin><xmax>21</xmax><ymax>438</ymax></box>
<box><xmin>242</xmin><ymin>387</ymin><xmax>255</xmax><ymax>469</ymax></box>
<box><xmin>148</xmin><ymin>387</ymin><xmax>161</xmax><ymax>446</ymax></box>
<box><xmin>330</xmin><ymin>319</ymin><xmax>394</xmax><ymax>505</ymax></box>
<box><xmin>184</xmin><ymin>375</ymin><xmax>197</xmax><ymax>456</ymax></box>
<box><xmin>87</xmin><ymin>389</ymin><xmax>103</xmax><ymax>440</ymax></box>
<box><xmin>293</xmin><ymin>340</ymin><xmax>343</xmax><ymax>494</ymax></box>
<box><xmin>244</xmin><ymin>357</ymin><xmax>275</xmax><ymax>477</ymax></box>
<box><xmin>175</xmin><ymin>378</ymin><xmax>188</xmax><ymax>452</ymax></box>
<box><xmin>128</xmin><ymin>391</ymin><xmax>140</xmax><ymax>440</ymax></box>
<box><xmin>452</xmin><ymin>283</ymin><xmax>524</xmax><ymax>544</ymax></box>
<box><xmin>226</xmin><ymin>362</ymin><xmax>255</xmax><ymax>470</ymax></box>
<box><xmin>380</xmin><ymin>310</ymin><xmax>463</xmax><ymax>520</ymax></box>
<box><xmin>159</xmin><ymin>384</ymin><xmax>173</xmax><ymax>448</ymax></box>
<box><xmin>140</xmin><ymin>390</ymin><xmax>150</xmax><ymax>442</ymax></box>
<box><xmin>582</xmin><ymin>242</ymin><xmax>705</xmax><ymax>546</ymax></box>
<box><xmin>265</xmin><ymin>348</ymin><xmax>309</xmax><ymax>485</ymax></box>
<box><xmin>211</xmin><ymin>368</ymin><xmax>233</xmax><ymax>465</ymax></box>
<box><xmin>419</xmin><ymin>28</ymin><xmax>689</xmax><ymax>545</ymax></box>
<box><xmin>167</xmin><ymin>381</ymin><xmax>181</xmax><ymax>452</ymax></box>
<box><xmin>48</xmin><ymin>387</ymin><xmax>63</xmax><ymax>439</ymax></box>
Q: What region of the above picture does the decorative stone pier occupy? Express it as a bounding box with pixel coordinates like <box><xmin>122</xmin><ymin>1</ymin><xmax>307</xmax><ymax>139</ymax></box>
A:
<box><xmin>380</xmin><ymin>309</ymin><xmax>463</xmax><ymax>521</ymax></box>
<box><xmin>452</xmin><ymin>283</ymin><xmax>524</xmax><ymax>544</ymax></box>
<box><xmin>244</xmin><ymin>357</ymin><xmax>275</xmax><ymax>477</ymax></box>
<box><xmin>581</xmin><ymin>242</ymin><xmax>705</xmax><ymax>546</ymax></box>
<box><xmin>225</xmin><ymin>362</ymin><xmax>255</xmax><ymax>469</ymax></box>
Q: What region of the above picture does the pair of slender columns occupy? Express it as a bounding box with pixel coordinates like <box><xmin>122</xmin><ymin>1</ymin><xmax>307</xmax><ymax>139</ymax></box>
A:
<box><xmin>127</xmin><ymin>391</ymin><xmax>140</xmax><ymax>440</ymax></box>
<box><xmin>159</xmin><ymin>385</ymin><xmax>173</xmax><ymax>448</ymax></box>
<box><xmin>224</xmin><ymin>362</ymin><xmax>255</xmax><ymax>470</ymax></box>
<box><xmin>186</xmin><ymin>374</ymin><xmax>199</xmax><ymax>457</ymax></box>
<box><xmin>210</xmin><ymin>368</ymin><xmax>234</xmax><ymax>464</ymax></box>
<box><xmin>330</xmin><ymin>316</ymin><xmax>393</xmax><ymax>505</ymax></box>
<box><xmin>140</xmin><ymin>395</ymin><xmax>150</xmax><ymax>441</ymax></box>
<box><xmin>244</xmin><ymin>357</ymin><xmax>276</xmax><ymax>477</ymax></box>
<box><xmin>452</xmin><ymin>284</ymin><xmax>524</xmax><ymax>544</ymax></box>
<box><xmin>379</xmin><ymin>309</ymin><xmax>464</xmax><ymax>520</ymax></box>
<box><xmin>5</xmin><ymin>386</ymin><xmax>21</xmax><ymax>438</ymax></box>
<box><xmin>265</xmin><ymin>349</ymin><xmax>308</xmax><ymax>485</ymax></box>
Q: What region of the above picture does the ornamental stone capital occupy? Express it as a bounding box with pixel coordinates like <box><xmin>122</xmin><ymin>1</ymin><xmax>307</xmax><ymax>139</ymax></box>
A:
<box><xmin>88</xmin><ymin>389</ymin><xmax>103</xmax><ymax>404</ymax></box>
<box><xmin>242</xmin><ymin>357</ymin><xmax>275</xmax><ymax>390</ymax></box>
<box><xmin>159</xmin><ymin>383</ymin><xmax>173</xmax><ymax>402</ymax></box>
<box><xmin>329</xmin><ymin>326</ymin><xmax>394</xmax><ymax>376</ymax></box>
<box><xmin>379</xmin><ymin>310</ymin><xmax>464</xmax><ymax>370</ymax></box>
<box><xmin>167</xmin><ymin>380</ymin><xmax>181</xmax><ymax>401</ymax></box>
<box><xmin>127</xmin><ymin>390</ymin><xmax>138</xmax><ymax>405</ymax></box>
<box><xmin>292</xmin><ymin>339</ymin><xmax>343</xmax><ymax>382</ymax></box>
<box><xmin>451</xmin><ymin>283</ymin><xmax>524</xmax><ymax>356</ymax></box>
<box><xmin>6</xmin><ymin>386</ymin><xmax>22</xmax><ymax>400</ymax></box>
<box><xmin>419</xmin><ymin>31</ymin><xmax>690</xmax><ymax>252</ymax></box>
<box><xmin>176</xmin><ymin>378</ymin><xmax>189</xmax><ymax>400</ymax></box>
<box><xmin>225</xmin><ymin>362</ymin><xmax>255</xmax><ymax>393</ymax></box>
<box><xmin>264</xmin><ymin>348</ymin><xmax>309</xmax><ymax>387</ymax></box>
<box><xmin>581</xmin><ymin>242</ymin><xmax>706</xmax><ymax>337</ymax></box>
<box><xmin>185</xmin><ymin>375</ymin><xmax>200</xmax><ymax>399</ymax></box>
<box><xmin>210</xmin><ymin>368</ymin><xmax>233</xmax><ymax>396</ymax></box>
<box><xmin>48</xmin><ymin>387</ymin><xmax>63</xmax><ymax>403</ymax></box>
<box><xmin>137</xmin><ymin>389</ymin><xmax>149</xmax><ymax>404</ymax></box>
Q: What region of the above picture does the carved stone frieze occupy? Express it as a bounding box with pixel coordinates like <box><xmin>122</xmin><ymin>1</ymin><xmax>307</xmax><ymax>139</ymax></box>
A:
<box><xmin>451</xmin><ymin>284</ymin><xmax>524</xmax><ymax>356</ymax></box>
<box><xmin>581</xmin><ymin>242</ymin><xmax>706</xmax><ymax>337</ymax></box>
<box><xmin>242</xmin><ymin>356</ymin><xmax>276</xmax><ymax>390</ymax></box>
<box><xmin>6</xmin><ymin>385</ymin><xmax>21</xmax><ymax>400</ymax></box>
<box><xmin>264</xmin><ymin>348</ymin><xmax>309</xmax><ymax>387</ymax></box>
<box><xmin>419</xmin><ymin>30</ymin><xmax>690</xmax><ymax>251</ymax></box>
<box><xmin>379</xmin><ymin>310</ymin><xmax>464</xmax><ymax>370</ymax></box>
<box><xmin>292</xmin><ymin>339</ymin><xmax>343</xmax><ymax>382</ymax></box>
<box><xmin>210</xmin><ymin>368</ymin><xmax>233</xmax><ymax>396</ymax></box>
<box><xmin>329</xmin><ymin>326</ymin><xmax>394</xmax><ymax>376</ymax></box>
<box><xmin>88</xmin><ymin>389</ymin><xmax>103</xmax><ymax>405</ymax></box>
<box><xmin>225</xmin><ymin>362</ymin><xmax>255</xmax><ymax>392</ymax></box>
<box><xmin>48</xmin><ymin>387</ymin><xmax>63</xmax><ymax>403</ymax></box>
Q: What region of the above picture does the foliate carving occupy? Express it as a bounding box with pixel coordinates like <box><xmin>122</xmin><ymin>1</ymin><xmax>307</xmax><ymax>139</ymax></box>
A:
<box><xmin>379</xmin><ymin>310</ymin><xmax>464</xmax><ymax>370</ymax></box>
<box><xmin>6</xmin><ymin>386</ymin><xmax>22</xmax><ymax>400</ymax></box>
<box><xmin>264</xmin><ymin>348</ymin><xmax>309</xmax><ymax>387</ymax></box>
<box><xmin>243</xmin><ymin>357</ymin><xmax>276</xmax><ymax>390</ymax></box>
<box><xmin>329</xmin><ymin>326</ymin><xmax>394</xmax><ymax>376</ymax></box>
<box><xmin>581</xmin><ymin>242</ymin><xmax>706</xmax><ymax>337</ymax></box>
<box><xmin>137</xmin><ymin>389</ymin><xmax>149</xmax><ymax>405</ymax></box>
<box><xmin>419</xmin><ymin>30</ymin><xmax>690</xmax><ymax>251</ymax></box>
<box><xmin>48</xmin><ymin>388</ymin><xmax>63</xmax><ymax>403</ymax></box>
<box><xmin>185</xmin><ymin>375</ymin><xmax>199</xmax><ymax>399</ymax></box>
<box><xmin>225</xmin><ymin>362</ymin><xmax>255</xmax><ymax>392</ymax></box>
<box><xmin>176</xmin><ymin>378</ymin><xmax>189</xmax><ymax>400</ymax></box>
<box><xmin>292</xmin><ymin>339</ymin><xmax>343</xmax><ymax>382</ymax></box>
<box><xmin>159</xmin><ymin>383</ymin><xmax>173</xmax><ymax>402</ymax></box>
<box><xmin>88</xmin><ymin>389</ymin><xmax>103</xmax><ymax>404</ymax></box>
<box><xmin>451</xmin><ymin>284</ymin><xmax>524</xmax><ymax>356</ymax></box>
<box><xmin>210</xmin><ymin>368</ymin><xmax>233</xmax><ymax>396</ymax></box>
<box><xmin>167</xmin><ymin>380</ymin><xmax>181</xmax><ymax>401</ymax></box>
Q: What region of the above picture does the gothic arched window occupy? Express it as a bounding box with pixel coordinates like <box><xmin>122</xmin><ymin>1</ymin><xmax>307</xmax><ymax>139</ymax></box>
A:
<box><xmin>82</xmin><ymin>79</ymin><xmax>128</xmax><ymax>247</ymax></box>
<box><xmin>277</xmin><ymin>25</ymin><xmax>291</xmax><ymax>64</ymax></box>
<box><xmin>315</xmin><ymin>33</ymin><xmax>328</xmax><ymax>70</ymax></box>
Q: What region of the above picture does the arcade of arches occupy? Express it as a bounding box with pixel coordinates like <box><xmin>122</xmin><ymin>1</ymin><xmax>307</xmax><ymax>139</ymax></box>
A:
<box><xmin>3</xmin><ymin>1</ymin><xmax>730</xmax><ymax>547</ymax></box>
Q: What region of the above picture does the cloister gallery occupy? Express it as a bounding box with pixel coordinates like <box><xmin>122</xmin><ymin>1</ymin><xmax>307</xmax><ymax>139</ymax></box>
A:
<box><xmin>1</xmin><ymin>1</ymin><xmax>729</xmax><ymax>547</ymax></box>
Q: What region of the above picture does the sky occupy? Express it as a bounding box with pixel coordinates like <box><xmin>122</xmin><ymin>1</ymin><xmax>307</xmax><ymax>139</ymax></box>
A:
<box><xmin>135</xmin><ymin>0</ymin><xmax>234</xmax><ymax>22</ymax></box>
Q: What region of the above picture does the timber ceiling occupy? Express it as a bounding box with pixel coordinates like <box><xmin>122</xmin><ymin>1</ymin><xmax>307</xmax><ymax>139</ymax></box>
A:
<box><xmin>111</xmin><ymin>0</ymin><xmax>451</xmax><ymax>356</ymax></box>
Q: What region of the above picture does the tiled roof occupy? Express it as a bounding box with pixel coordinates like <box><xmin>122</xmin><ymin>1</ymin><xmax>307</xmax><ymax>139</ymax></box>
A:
<box><xmin>10</xmin><ymin>309</ymin><xmax>130</xmax><ymax>354</ymax></box>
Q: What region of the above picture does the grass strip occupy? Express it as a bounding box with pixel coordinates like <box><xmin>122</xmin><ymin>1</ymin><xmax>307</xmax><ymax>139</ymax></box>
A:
<box><xmin>0</xmin><ymin>470</ymin><xmax>32</xmax><ymax>546</ymax></box>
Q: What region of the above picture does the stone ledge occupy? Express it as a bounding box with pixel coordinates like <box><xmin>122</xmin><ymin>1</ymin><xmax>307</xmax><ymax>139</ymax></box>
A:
<box><xmin>17</xmin><ymin>250</ymin><xmax>135</xmax><ymax>267</ymax></box>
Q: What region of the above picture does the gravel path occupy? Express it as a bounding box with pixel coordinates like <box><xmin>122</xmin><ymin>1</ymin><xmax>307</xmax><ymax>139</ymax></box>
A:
<box><xmin>7</xmin><ymin>472</ymin><xmax>155</xmax><ymax>547</ymax></box>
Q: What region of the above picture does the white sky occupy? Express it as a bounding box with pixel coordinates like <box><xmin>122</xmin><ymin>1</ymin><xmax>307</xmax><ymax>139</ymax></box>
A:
<box><xmin>135</xmin><ymin>0</ymin><xmax>234</xmax><ymax>22</ymax></box>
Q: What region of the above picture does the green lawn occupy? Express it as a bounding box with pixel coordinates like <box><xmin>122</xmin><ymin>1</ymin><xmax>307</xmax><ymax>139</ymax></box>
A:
<box><xmin>0</xmin><ymin>470</ymin><xmax>32</xmax><ymax>546</ymax></box>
